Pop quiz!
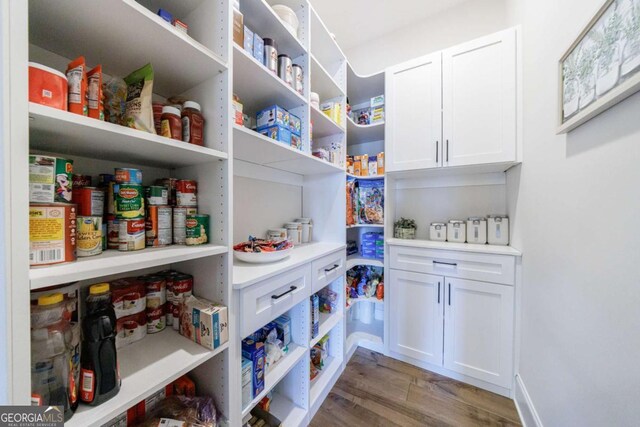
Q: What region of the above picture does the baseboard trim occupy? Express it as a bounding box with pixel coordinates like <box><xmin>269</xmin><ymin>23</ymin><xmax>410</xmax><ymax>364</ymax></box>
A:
<box><xmin>514</xmin><ymin>374</ymin><xmax>543</xmax><ymax>427</ymax></box>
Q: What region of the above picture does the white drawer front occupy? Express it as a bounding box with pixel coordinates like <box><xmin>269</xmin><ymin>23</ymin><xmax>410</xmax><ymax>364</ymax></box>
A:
<box><xmin>311</xmin><ymin>250</ymin><xmax>346</xmax><ymax>293</ymax></box>
<box><xmin>389</xmin><ymin>246</ymin><xmax>515</xmax><ymax>285</ymax></box>
<box><xmin>240</xmin><ymin>265</ymin><xmax>311</xmax><ymax>338</ymax></box>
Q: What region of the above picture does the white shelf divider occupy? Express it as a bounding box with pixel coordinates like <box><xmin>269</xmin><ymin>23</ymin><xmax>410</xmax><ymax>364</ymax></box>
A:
<box><xmin>346</xmin><ymin>172</ymin><xmax>384</xmax><ymax>180</ymax></box>
<box><xmin>346</xmin><ymin>256</ymin><xmax>384</xmax><ymax>270</ymax></box>
<box><xmin>386</xmin><ymin>238</ymin><xmax>522</xmax><ymax>256</ymax></box>
<box><xmin>309</xmin><ymin>355</ymin><xmax>341</xmax><ymax>408</ymax></box>
<box><xmin>311</xmin><ymin>312</ymin><xmax>343</xmax><ymax>348</ymax></box>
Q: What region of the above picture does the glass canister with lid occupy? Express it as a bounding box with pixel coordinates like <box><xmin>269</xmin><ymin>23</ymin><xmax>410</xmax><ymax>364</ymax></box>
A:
<box><xmin>466</xmin><ymin>217</ymin><xmax>487</xmax><ymax>244</ymax></box>
<box><xmin>447</xmin><ymin>220</ymin><xmax>466</xmax><ymax>243</ymax></box>
<box><xmin>429</xmin><ymin>222</ymin><xmax>447</xmax><ymax>241</ymax></box>
<box><xmin>487</xmin><ymin>215</ymin><xmax>509</xmax><ymax>245</ymax></box>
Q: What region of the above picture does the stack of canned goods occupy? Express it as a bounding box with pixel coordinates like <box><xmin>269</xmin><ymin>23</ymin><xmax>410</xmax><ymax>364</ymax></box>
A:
<box><xmin>114</xmin><ymin>168</ymin><xmax>146</xmax><ymax>252</ymax></box>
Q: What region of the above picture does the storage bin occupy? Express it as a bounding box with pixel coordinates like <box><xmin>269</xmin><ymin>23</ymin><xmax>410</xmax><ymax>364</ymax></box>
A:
<box><xmin>271</xmin><ymin>5</ymin><xmax>300</xmax><ymax>39</ymax></box>
<box><xmin>466</xmin><ymin>217</ymin><xmax>487</xmax><ymax>244</ymax></box>
<box><xmin>487</xmin><ymin>215</ymin><xmax>509</xmax><ymax>245</ymax></box>
<box><xmin>429</xmin><ymin>222</ymin><xmax>447</xmax><ymax>241</ymax></box>
<box><xmin>447</xmin><ymin>220</ymin><xmax>466</xmax><ymax>243</ymax></box>
<box><xmin>29</xmin><ymin>62</ymin><xmax>68</xmax><ymax>110</ymax></box>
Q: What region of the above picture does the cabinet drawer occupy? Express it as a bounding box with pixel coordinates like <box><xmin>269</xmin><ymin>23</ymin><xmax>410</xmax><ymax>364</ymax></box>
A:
<box><xmin>311</xmin><ymin>250</ymin><xmax>346</xmax><ymax>293</ymax></box>
<box><xmin>389</xmin><ymin>246</ymin><xmax>515</xmax><ymax>285</ymax></box>
<box><xmin>240</xmin><ymin>265</ymin><xmax>311</xmax><ymax>338</ymax></box>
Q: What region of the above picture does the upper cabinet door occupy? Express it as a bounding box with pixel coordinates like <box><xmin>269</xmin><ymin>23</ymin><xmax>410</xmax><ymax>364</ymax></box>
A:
<box><xmin>444</xmin><ymin>277</ymin><xmax>514</xmax><ymax>388</ymax></box>
<box><xmin>385</xmin><ymin>52</ymin><xmax>442</xmax><ymax>172</ymax></box>
<box><xmin>442</xmin><ymin>28</ymin><xmax>517</xmax><ymax>167</ymax></box>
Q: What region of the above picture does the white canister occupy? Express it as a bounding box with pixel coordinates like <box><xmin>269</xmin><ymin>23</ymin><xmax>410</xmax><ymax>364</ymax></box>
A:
<box><xmin>285</xmin><ymin>222</ymin><xmax>302</xmax><ymax>245</ymax></box>
<box><xmin>310</xmin><ymin>92</ymin><xmax>320</xmax><ymax>110</ymax></box>
<box><xmin>266</xmin><ymin>228</ymin><xmax>287</xmax><ymax>241</ymax></box>
<box><xmin>429</xmin><ymin>222</ymin><xmax>447</xmax><ymax>241</ymax></box>
<box><xmin>447</xmin><ymin>220</ymin><xmax>466</xmax><ymax>243</ymax></box>
<box><xmin>466</xmin><ymin>217</ymin><xmax>487</xmax><ymax>244</ymax></box>
<box><xmin>295</xmin><ymin>218</ymin><xmax>312</xmax><ymax>243</ymax></box>
<box><xmin>487</xmin><ymin>215</ymin><xmax>509</xmax><ymax>245</ymax></box>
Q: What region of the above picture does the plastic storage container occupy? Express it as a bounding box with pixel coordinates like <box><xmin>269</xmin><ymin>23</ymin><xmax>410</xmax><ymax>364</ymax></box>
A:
<box><xmin>29</xmin><ymin>62</ymin><xmax>68</xmax><ymax>110</ymax></box>
<box><xmin>447</xmin><ymin>220</ymin><xmax>466</xmax><ymax>243</ymax></box>
<box><xmin>429</xmin><ymin>222</ymin><xmax>447</xmax><ymax>241</ymax></box>
<box><xmin>285</xmin><ymin>222</ymin><xmax>302</xmax><ymax>245</ymax></box>
<box><xmin>466</xmin><ymin>217</ymin><xmax>487</xmax><ymax>244</ymax></box>
<box><xmin>487</xmin><ymin>215</ymin><xmax>509</xmax><ymax>245</ymax></box>
<box><xmin>295</xmin><ymin>218</ymin><xmax>313</xmax><ymax>243</ymax></box>
<box><xmin>271</xmin><ymin>5</ymin><xmax>300</xmax><ymax>38</ymax></box>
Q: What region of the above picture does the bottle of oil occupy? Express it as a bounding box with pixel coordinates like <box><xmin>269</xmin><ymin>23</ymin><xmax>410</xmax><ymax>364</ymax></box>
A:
<box><xmin>80</xmin><ymin>283</ymin><xmax>120</xmax><ymax>405</ymax></box>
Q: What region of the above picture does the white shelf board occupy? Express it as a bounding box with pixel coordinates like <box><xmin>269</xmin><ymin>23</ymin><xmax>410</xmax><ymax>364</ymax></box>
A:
<box><xmin>67</xmin><ymin>329</ymin><xmax>228</xmax><ymax>427</ymax></box>
<box><xmin>242</xmin><ymin>343</ymin><xmax>307</xmax><ymax>418</ymax></box>
<box><xmin>28</xmin><ymin>0</ymin><xmax>226</xmax><ymax>98</ymax></box>
<box><xmin>309</xmin><ymin>355</ymin><xmax>341</xmax><ymax>407</ymax></box>
<box><xmin>29</xmin><ymin>103</ymin><xmax>228</xmax><ymax>169</ymax></box>
<box><xmin>239</xmin><ymin>0</ymin><xmax>306</xmax><ymax>59</ymax></box>
<box><xmin>30</xmin><ymin>245</ymin><xmax>228</xmax><ymax>289</ymax></box>
<box><xmin>310</xmin><ymin>106</ymin><xmax>345</xmax><ymax>139</ymax></box>
<box><xmin>310</xmin><ymin>54</ymin><xmax>345</xmax><ymax>99</ymax></box>
<box><xmin>311</xmin><ymin>312</ymin><xmax>343</xmax><ymax>347</ymax></box>
<box><xmin>387</xmin><ymin>161</ymin><xmax>521</xmax><ymax>180</ymax></box>
<box><xmin>346</xmin><ymin>296</ymin><xmax>384</xmax><ymax>311</ymax></box>
<box><xmin>233</xmin><ymin>46</ymin><xmax>307</xmax><ymax>112</ymax></box>
<box><xmin>347</xmin><ymin>117</ymin><xmax>385</xmax><ymax>145</ymax></box>
<box><xmin>386</xmin><ymin>238</ymin><xmax>522</xmax><ymax>256</ymax></box>
<box><xmin>346</xmin><ymin>318</ymin><xmax>384</xmax><ymax>353</ymax></box>
<box><xmin>269</xmin><ymin>393</ymin><xmax>307</xmax><ymax>427</ymax></box>
<box><xmin>309</xmin><ymin>6</ymin><xmax>345</xmax><ymax>75</ymax></box>
<box><xmin>346</xmin><ymin>224</ymin><xmax>384</xmax><ymax>229</ymax></box>
<box><xmin>346</xmin><ymin>256</ymin><xmax>383</xmax><ymax>270</ymax></box>
<box><xmin>346</xmin><ymin>172</ymin><xmax>384</xmax><ymax>180</ymax></box>
<box><xmin>233</xmin><ymin>125</ymin><xmax>344</xmax><ymax>176</ymax></box>
<box><xmin>233</xmin><ymin>242</ymin><xmax>346</xmax><ymax>290</ymax></box>
<box><xmin>347</xmin><ymin>64</ymin><xmax>385</xmax><ymax>107</ymax></box>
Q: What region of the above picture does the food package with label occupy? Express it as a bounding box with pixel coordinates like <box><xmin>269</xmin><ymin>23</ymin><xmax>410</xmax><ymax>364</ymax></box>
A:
<box><xmin>178</xmin><ymin>295</ymin><xmax>228</xmax><ymax>350</ymax></box>
<box><xmin>256</xmin><ymin>105</ymin><xmax>289</xmax><ymax>130</ymax></box>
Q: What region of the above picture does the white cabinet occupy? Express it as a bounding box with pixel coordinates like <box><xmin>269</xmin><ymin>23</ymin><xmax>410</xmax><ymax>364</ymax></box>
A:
<box><xmin>385</xmin><ymin>52</ymin><xmax>442</xmax><ymax>172</ymax></box>
<box><xmin>385</xmin><ymin>28</ymin><xmax>518</xmax><ymax>173</ymax></box>
<box><xmin>444</xmin><ymin>277</ymin><xmax>514</xmax><ymax>389</ymax></box>
<box><xmin>442</xmin><ymin>28</ymin><xmax>517</xmax><ymax>166</ymax></box>
<box><xmin>389</xmin><ymin>270</ymin><xmax>443</xmax><ymax>365</ymax></box>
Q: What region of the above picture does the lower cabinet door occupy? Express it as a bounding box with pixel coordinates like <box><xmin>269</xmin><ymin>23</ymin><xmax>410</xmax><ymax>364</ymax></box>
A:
<box><xmin>389</xmin><ymin>270</ymin><xmax>444</xmax><ymax>365</ymax></box>
<box><xmin>444</xmin><ymin>277</ymin><xmax>514</xmax><ymax>388</ymax></box>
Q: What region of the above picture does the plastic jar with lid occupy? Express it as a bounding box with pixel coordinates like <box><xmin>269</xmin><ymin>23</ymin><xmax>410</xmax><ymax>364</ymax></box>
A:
<box><xmin>447</xmin><ymin>220</ymin><xmax>466</xmax><ymax>243</ymax></box>
<box><xmin>160</xmin><ymin>106</ymin><xmax>182</xmax><ymax>140</ymax></box>
<box><xmin>278</xmin><ymin>54</ymin><xmax>293</xmax><ymax>86</ymax></box>
<box><xmin>310</xmin><ymin>92</ymin><xmax>320</xmax><ymax>110</ymax></box>
<box><xmin>264</xmin><ymin>38</ymin><xmax>278</xmax><ymax>74</ymax></box>
<box><xmin>31</xmin><ymin>292</ymin><xmax>75</xmax><ymax>420</ymax></box>
<box><xmin>181</xmin><ymin>101</ymin><xmax>205</xmax><ymax>146</ymax></box>
<box><xmin>292</xmin><ymin>64</ymin><xmax>304</xmax><ymax>95</ymax></box>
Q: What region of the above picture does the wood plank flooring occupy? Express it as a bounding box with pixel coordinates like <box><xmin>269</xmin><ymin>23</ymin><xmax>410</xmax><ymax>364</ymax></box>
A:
<box><xmin>310</xmin><ymin>348</ymin><xmax>521</xmax><ymax>427</ymax></box>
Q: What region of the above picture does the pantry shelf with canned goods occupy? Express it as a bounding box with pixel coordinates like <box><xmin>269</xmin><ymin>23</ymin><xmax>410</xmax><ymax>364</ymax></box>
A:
<box><xmin>66</xmin><ymin>328</ymin><xmax>229</xmax><ymax>427</ymax></box>
<box><xmin>29</xmin><ymin>0</ymin><xmax>228</xmax><ymax>98</ymax></box>
<box><xmin>347</xmin><ymin>117</ymin><xmax>385</xmax><ymax>145</ymax></box>
<box><xmin>29</xmin><ymin>244</ymin><xmax>228</xmax><ymax>290</ymax></box>
<box><xmin>29</xmin><ymin>103</ymin><xmax>229</xmax><ymax>169</ymax></box>
<box><xmin>310</xmin><ymin>105</ymin><xmax>345</xmax><ymax>139</ymax></box>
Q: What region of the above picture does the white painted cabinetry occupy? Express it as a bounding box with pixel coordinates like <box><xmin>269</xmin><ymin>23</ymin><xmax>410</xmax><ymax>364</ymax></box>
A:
<box><xmin>386</xmin><ymin>53</ymin><xmax>442</xmax><ymax>171</ymax></box>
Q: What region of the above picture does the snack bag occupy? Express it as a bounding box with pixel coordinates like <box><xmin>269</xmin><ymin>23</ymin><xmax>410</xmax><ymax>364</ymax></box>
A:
<box><xmin>123</xmin><ymin>63</ymin><xmax>156</xmax><ymax>133</ymax></box>
<box><xmin>66</xmin><ymin>56</ymin><xmax>88</xmax><ymax>116</ymax></box>
<box><xmin>358</xmin><ymin>179</ymin><xmax>384</xmax><ymax>225</ymax></box>
<box><xmin>87</xmin><ymin>65</ymin><xmax>104</xmax><ymax>120</ymax></box>
<box><xmin>103</xmin><ymin>76</ymin><xmax>127</xmax><ymax>125</ymax></box>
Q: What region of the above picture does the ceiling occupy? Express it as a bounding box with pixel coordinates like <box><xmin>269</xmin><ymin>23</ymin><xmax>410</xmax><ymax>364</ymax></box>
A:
<box><xmin>308</xmin><ymin>0</ymin><xmax>470</xmax><ymax>50</ymax></box>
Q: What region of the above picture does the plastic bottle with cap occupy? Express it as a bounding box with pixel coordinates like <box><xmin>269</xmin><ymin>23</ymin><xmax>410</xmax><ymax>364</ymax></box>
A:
<box><xmin>181</xmin><ymin>101</ymin><xmax>205</xmax><ymax>146</ymax></box>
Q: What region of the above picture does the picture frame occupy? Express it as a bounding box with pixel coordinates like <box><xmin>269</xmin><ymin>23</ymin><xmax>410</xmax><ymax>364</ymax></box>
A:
<box><xmin>558</xmin><ymin>0</ymin><xmax>640</xmax><ymax>134</ymax></box>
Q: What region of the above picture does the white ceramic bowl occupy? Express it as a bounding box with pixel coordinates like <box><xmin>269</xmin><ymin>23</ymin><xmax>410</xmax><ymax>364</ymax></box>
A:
<box><xmin>234</xmin><ymin>247</ymin><xmax>293</xmax><ymax>264</ymax></box>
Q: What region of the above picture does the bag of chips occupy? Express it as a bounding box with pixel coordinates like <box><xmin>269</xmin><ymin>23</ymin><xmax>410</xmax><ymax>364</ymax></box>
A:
<box><xmin>123</xmin><ymin>63</ymin><xmax>156</xmax><ymax>133</ymax></box>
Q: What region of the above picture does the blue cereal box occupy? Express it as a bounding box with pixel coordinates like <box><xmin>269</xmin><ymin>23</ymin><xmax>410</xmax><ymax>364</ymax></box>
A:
<box><xmin>253</xmin><ymin>33</ymin><xmax>264</xmax><ymax>64</ymax></box>
<box><xmin>260</xmin><ymin>125</ymin><xmax>291</xmax><ymax>146</ymax></box>
<box><xmin>243</xmin><ymin>26</ymin><xmax>254</xmax><ymax>54</ymax></box>
<box><xmin>290</xmin><ymin>133</ymin><xmax>302</xmax><ymax>150</ymax></box>
<box><xmin>274</xmin><ymin>315</ymin><xmax>291</xmax><ymax>347</ymax></box>
<box><xmin>288</xmin><ymin>113</ymin><xmax>301</xmax><ymax>136</ymax></box>
<box><xmin>257</xmin><ymin>105</ymin><xmax>289</xmax><ymax>130</ymax></box>
<box><xmin>242</xmin><ymin>339</ymin><xmax>265</xmax><ymax>398</ymax></box>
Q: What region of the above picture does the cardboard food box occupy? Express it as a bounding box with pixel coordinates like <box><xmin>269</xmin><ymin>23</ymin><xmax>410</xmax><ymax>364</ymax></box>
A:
<box><xmin>257</xmin><ymin>105</ymin><xmax>289</xmax><ymax>130</ymax></box>
<box><xmin>179</xmin><ymin>295</ymin><xmax>229</xmax><ymax>350</ymax></box>
<box><xmin>242</xmin><ymin>339</ymin><xmax>265</xmax><ymax>398</ymax></box>
<box><xmin>242</xmin><ymin>358</ymin><xmax>253</xmax><ymax>407</ymax></box>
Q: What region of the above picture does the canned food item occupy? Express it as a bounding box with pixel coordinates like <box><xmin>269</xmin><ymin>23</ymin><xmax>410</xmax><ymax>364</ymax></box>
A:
<box><xmin>106</xmin><ymin>181</ymin><xmax>116</xmax><ymax>215</ymax></box>
<box><xmin>72</xmin><ymin>174</ymin><xmax>92</xmax><ymax>188</ymax></box>
<box><xmin>106</xmin><ymin>214</ymin><xmax>119</xmax><ymax>249</ymax></box>
<box><xmin>145</xmin><ymin>205</ymin><xmax>172</xmax><ymax>247</ymax></box>
<box><xmin>115</xmin><ymin>168</ymin><xmax>142</xmax><ymax>185</ymax></box>
<box><xmin>29</xmin><ymin>203</ymin><xmax>77</xmax><ymax>266</ymax></box>
<box><xmin>146</xmin><ymin>306</ymin><xmax>165</xmax><ymax>334</ymax></box>
<box><xmin>111</xmin><ymin>278</ymin><xmax>146</xmax><ymax>318</ymax></box>
<box><xmin>143</xmin><ymin>275</ymin><xmax>166</xmax><ymax>334</ymax></box>
<box><xmin>115</xmin><ymin>184</ymin><xmax>145</xmax><ymax>219</ymax></box>
<box><xmin>116</xmin><ymin>311</ymin><xmax>147</xmax><ymax>349</ymax></box>
<box><xmin>167</xmin><ymin>273</ymin><xmax>193</xmax><ymax>301</ymax></box>
<box><xmin>29</xmin><ymin>155</ymin><xmax>74</xmax><ymax>203</ymax></box>
<box><xmin>102</xmin><ymin>221</ymin><xmax>107</xmax><ymax>250</ymax></box>
<box><xmin>145</xmin><ymin>186</ymin><xmax>168</xmax><ymax>206</ymax></box>
<box><xmin>171</xmin><ymin>301</ymin><xmax>181</xmax><ymax>330</ymax></box>
<box><xmin>185</xmin><ymin>214</ymin><xmax>209</xmax><ymax>246</ymax></box>
<box><xmin>73</xmin><ymin>187</ymin><xmax>105</xmax><ymax>216</ymax></box>
<box><xmin>176</xmin><ymin>180</ymin><xmax>197</xmax><ymax>206</ymax></box>
<box><xmin>77</xmin><ymin>216</ymin><xmax>103</xmax><ymax>257</ymax></box>
<box><xmin>156</xmin><ymin>178</ymin><xmax>177</xmax><ymax>206</ymax></box>
<box><xmin>173</xmin><ymin>206</ymin><xmax>197</xmax><ymax>244</ymax></box>
<box><xmin>98</xmin><ymin>174</ymin><xmax>115</xmax><ymax>187</ymax></box>
<box><xmin>118</xmin><ymin>218</ymin><xmax>145</xmax><ymax>251</ymax></box>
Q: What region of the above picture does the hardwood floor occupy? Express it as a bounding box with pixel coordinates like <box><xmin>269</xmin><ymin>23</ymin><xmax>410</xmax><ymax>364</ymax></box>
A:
<box><xmin>310</xmin><ymin>348</ymin><xmax>521</xmax><ymax>427</ymax></box>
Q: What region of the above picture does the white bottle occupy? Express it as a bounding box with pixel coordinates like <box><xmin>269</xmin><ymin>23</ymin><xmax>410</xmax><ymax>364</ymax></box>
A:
<box><xmin>466</xmin><ymin>217</ymin><xmax>487</xmax><ymax>244</ymax></box>
<box><xmin>447</xmin><ymin>220</ymin><xmax>466</xmax><ymax>243</ymax></box>
<box><xmin>487</xmin><ymin>215</ymin><xmax>509</xmax><ymax>245</ymax></box>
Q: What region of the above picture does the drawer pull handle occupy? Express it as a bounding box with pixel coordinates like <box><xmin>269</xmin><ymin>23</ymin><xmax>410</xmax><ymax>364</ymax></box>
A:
<box><xmin>433</xmin><ymin>260</ymin><xmax>457</xmax><ymax>267</ymax></box>
<box><xmin>437</xmin><ymin>282</ymin><xmax>441</xmax><ymax>304</ymax></box>
<box><xmin>324</xmin><ymin>264</ymin><xmax>340</xmax><ymax>272</ymax></box>
<box><xmin>272</xmin><ymin>286</ymin><xmax>297</xmax><ymax>300</ymax></box>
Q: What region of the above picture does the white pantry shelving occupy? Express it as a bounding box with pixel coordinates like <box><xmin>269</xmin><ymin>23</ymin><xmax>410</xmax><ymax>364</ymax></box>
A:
<box><xmin>310</xmin><ymin>105</ymin><xmax>345</xmax><ymax>139</ymax></box>
<box><xmin>310</xmin><ymin>54</ymin><xmax>345</xmax><ymax>100</ymax></box>
<box><xmin>311</xmin><ymin>312</ymin><xmax>343</xmax><ymax>347</ymax></box>
<box><xmin>346</xmin><ymin>255</ymin><xmax>384</xmax><ymax>270</ymax></box>
<box><xmin>386</xmin><ymin>238</ymin><xmax>522</xmax><ymax>256</ymax></box>
<box><xmin>346</xmin><ymin>172</ymin><xmax>384</xmax><ymax>180</ymax></box>
<box><xmin>347</xmin><ymin>117</ymin><xmax>385</xmax><ymax>145</ymax></box>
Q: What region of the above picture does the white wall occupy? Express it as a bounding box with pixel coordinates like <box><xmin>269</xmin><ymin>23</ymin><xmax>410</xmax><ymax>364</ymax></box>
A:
<box><xmin>507</xmin><ymin>0</ymin><xmax>640</xmax><ymax>425</ymax></box>
<box><xmin>345</xmin><ymin>0</ymin><xmax>509</xmax><ymax>75</ymax></box>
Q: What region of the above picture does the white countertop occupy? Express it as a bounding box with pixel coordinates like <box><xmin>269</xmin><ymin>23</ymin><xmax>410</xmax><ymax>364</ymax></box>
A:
<box><xmin>387</xmin><ymin>238</ymin><xmax>522</xmax><ymax>256</ymax></box>
<box><xmin>233</xmin><ymin>242</ymin><xmax>346</xmax><ymax>289</ymax></box>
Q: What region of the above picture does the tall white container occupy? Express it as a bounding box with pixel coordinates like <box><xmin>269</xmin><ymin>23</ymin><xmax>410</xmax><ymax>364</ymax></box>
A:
<box><xmin>466</xmin><ymin>217</ymin><xmax>487</xmax><ymax>244</ymax></box>
<box><xmin>447</xmin><ymin>220</ymin><xmax>466</xmax><ymax>243</ymax></box>
<box><xmin>487</xmin><ymin>215</ymin><xmax>509</xmax><ymax>245</ymax></box>
<box><xmin>429</xmin><ymin>222</ymin><xmax>447</xmax><ymax>241</ymax></box>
